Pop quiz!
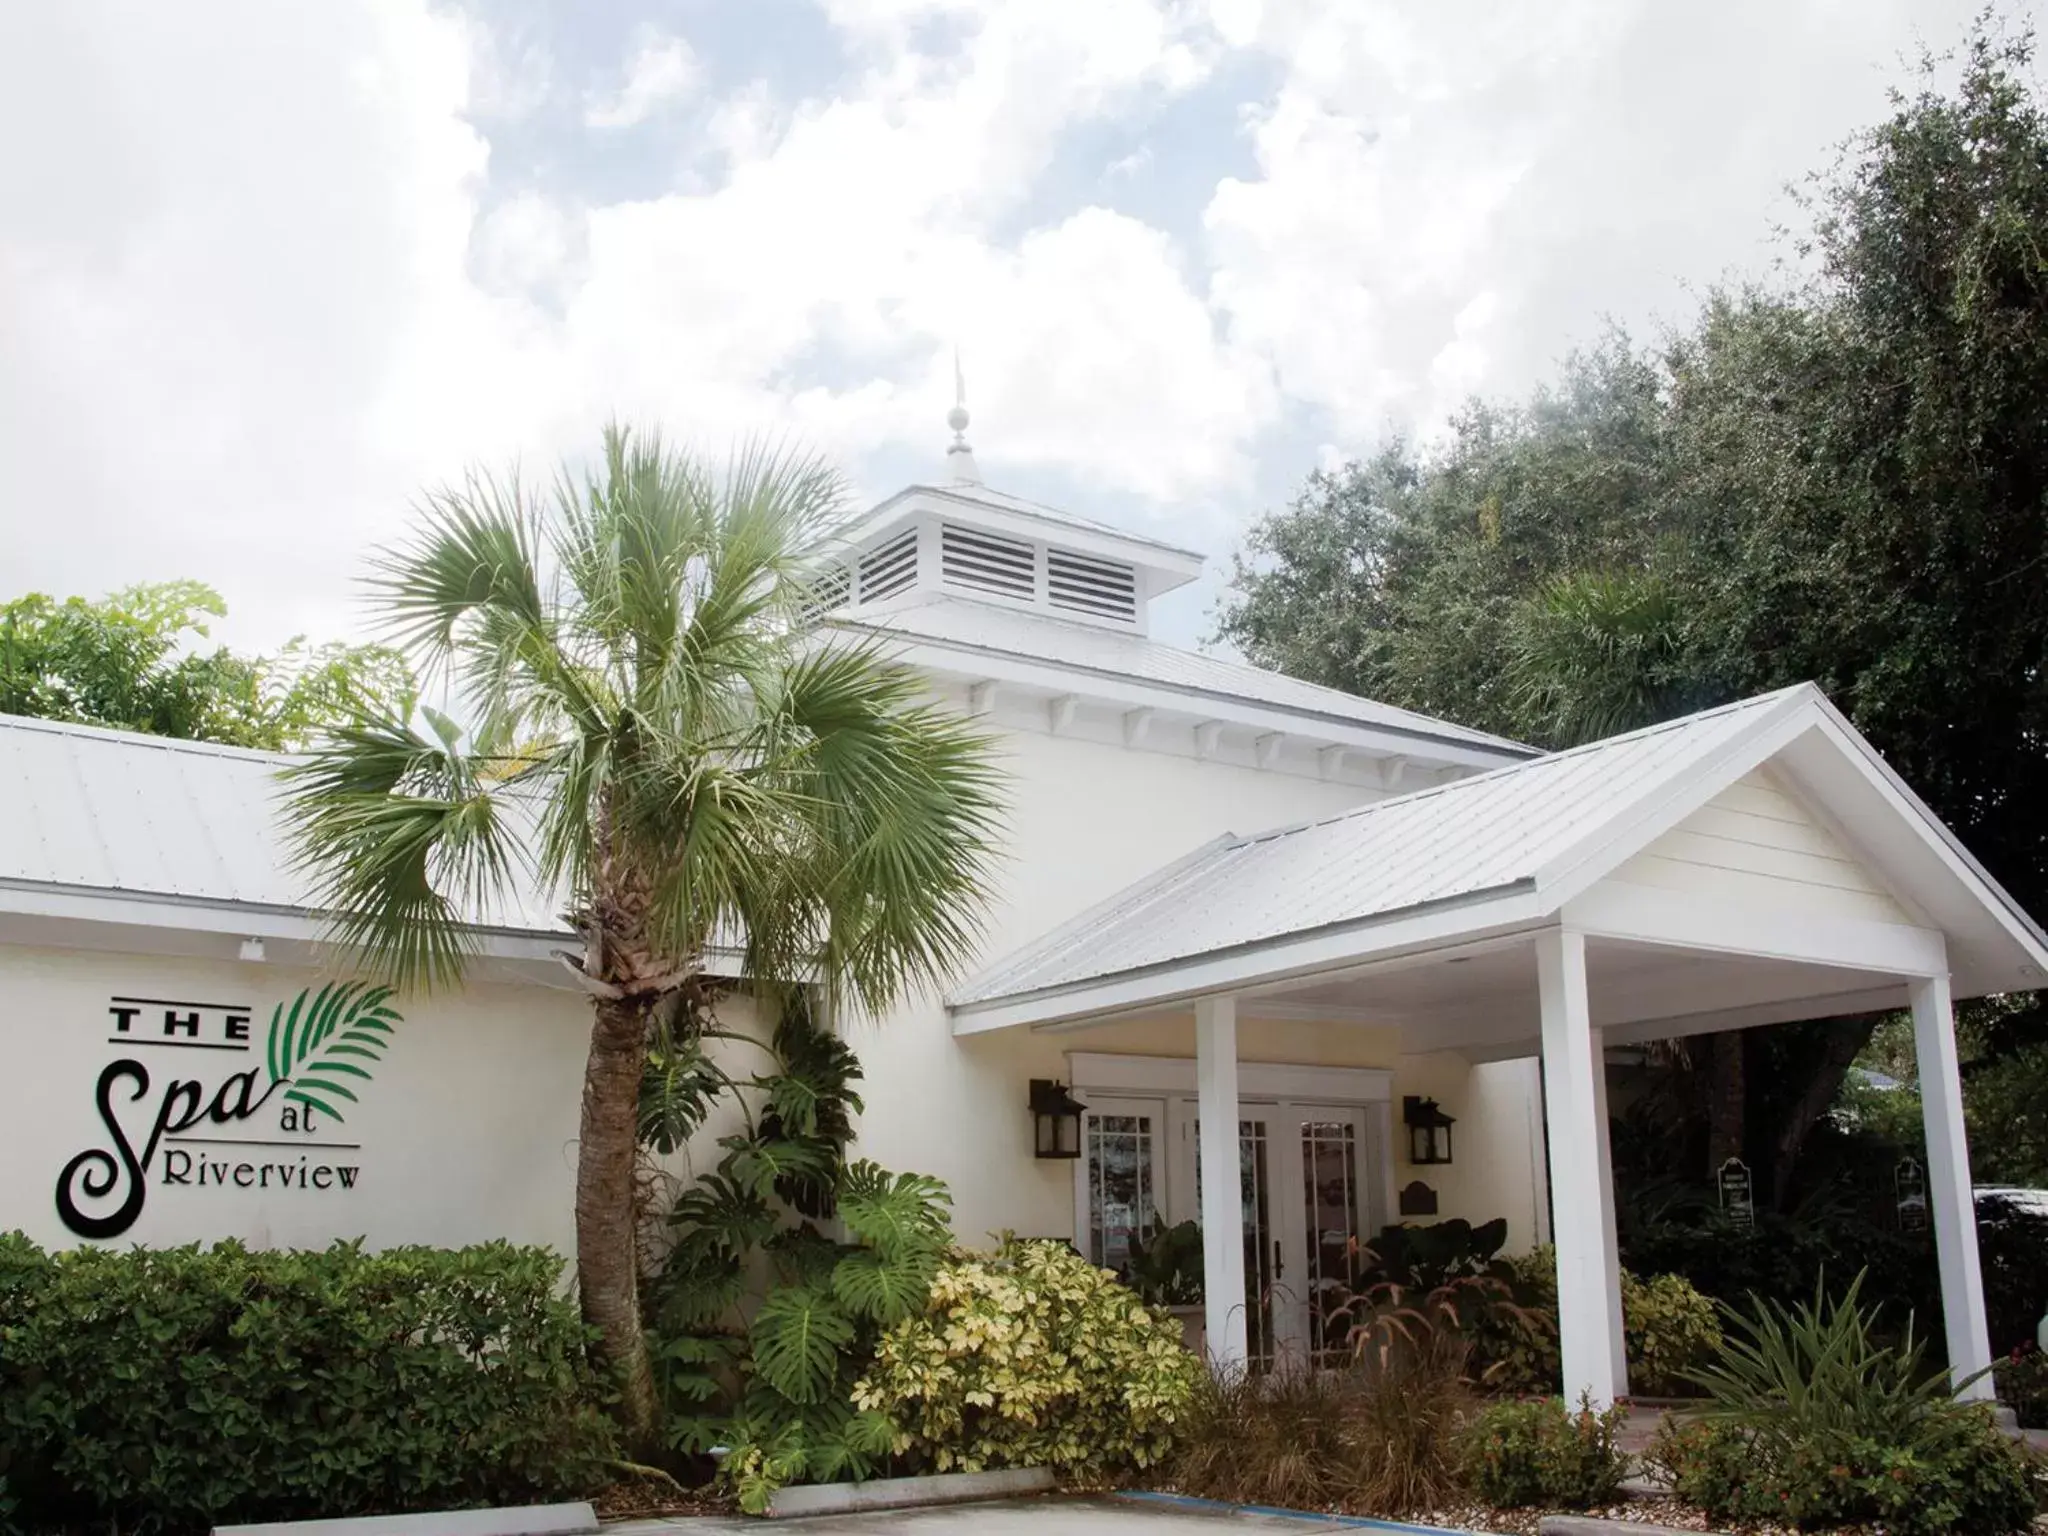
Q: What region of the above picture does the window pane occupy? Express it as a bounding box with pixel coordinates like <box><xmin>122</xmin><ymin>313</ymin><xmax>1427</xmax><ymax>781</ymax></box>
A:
<box><xmin>1087</xmin><ymin>1113</ymin><xmax>1154</xmax><ymax>1272</ymax></box>
<box><xmin>1195</xmin><ymin>1119</ymin><xmax>1275</xmax><ymax>1366</ymax></box>
<box><xmin>1302</xmin><ymin>1119</ymin><xmax>1361</xmax><ymax>1364</ymax></box>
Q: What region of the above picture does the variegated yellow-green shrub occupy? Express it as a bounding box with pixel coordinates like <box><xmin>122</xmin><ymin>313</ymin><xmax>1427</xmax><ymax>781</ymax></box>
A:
<box><xmin>853</xmin><ymin>1238</ymin><xmax>1204</xmax><ymax>1482</ymax></box>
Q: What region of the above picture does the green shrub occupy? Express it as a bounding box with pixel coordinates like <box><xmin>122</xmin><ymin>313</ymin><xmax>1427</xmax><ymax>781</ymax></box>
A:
<box><xmin>1467</xmin><ymin>1245</ymin><xmax>1719</xmax><ymax>1397</ymax></box>
<box><xmin>1647</xmin><ymin>1272</ymin><xmax>2041</xmax><ymax>1534</ymax></box>
<box><xmin>0</xmin><ymin>1234</ymin><xmax>613</xmax><ymax>1533</ymax></box>
<box><xmin>855</xmin><ymin>1238</ymin><xmax>1202</xmax><ymax>1481</ymax></box>
<box><xmin>1995</xmin><ymin>1346</ymin><xmax>2048</xmax><ymax>1429</ymax></box>
<box><xmin>1650</xmin><ymin>1408</ymin><xmax>2040</xmax><ymax>1535</ymax></box>
<box><xmin>1458</xmin><ymin>1396</ymin><xmax>1630</xmax><ymax>1509</ymax></box>
<box><xmin>1623</xmin><ymin>1270</ymin><xmax>1722</xmax><ymax>1395</ymax></box>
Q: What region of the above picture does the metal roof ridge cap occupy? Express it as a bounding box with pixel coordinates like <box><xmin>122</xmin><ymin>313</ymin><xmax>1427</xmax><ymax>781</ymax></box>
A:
<box><xmin>1529</xmin><ymin>685</ymin><xmax>1821</xmax><ymax>906</ymax></box>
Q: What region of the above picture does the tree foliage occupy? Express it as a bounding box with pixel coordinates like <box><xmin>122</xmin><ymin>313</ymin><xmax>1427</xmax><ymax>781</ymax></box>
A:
<box><xmin>1218</xmin><ymin>20</ymin><xmax>2048</xmax><ymax>1196</ymax></box>
<box><xmin>279</xmin><ymin>425</ymin><xmax>1004</xmax><ymax>1452</ymax></box>
<box><xmin>0</xmin><ymin>580</ymin><xmax>410</xmax><ymax>748</ymax></box>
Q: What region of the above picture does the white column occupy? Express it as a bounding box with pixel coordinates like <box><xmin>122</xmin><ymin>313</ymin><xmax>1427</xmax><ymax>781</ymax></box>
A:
<box><xmin>1911</xmin><ymin>973</ymin><xmax>1995</xmax><ymax>1400</ymax></box>
<box><xmin>1196</xmin><ymin>994</ymin><xmax>1249</xmax><ymax>1371</ymax></box>
<box><xmin>1536</xmin><ymin>929</ymin><xmax>1625</xmax><ymax>1408</ymax></box>
<box><xmin>1587</xmin><ymin>1027</ymin><xmax>1630</xmax><ymax>1400</ymax></box>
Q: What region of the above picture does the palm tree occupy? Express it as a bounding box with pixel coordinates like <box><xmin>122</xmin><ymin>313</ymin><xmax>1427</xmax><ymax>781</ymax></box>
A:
<box><xmin>280</xmin><ymin>426</ymin><xmax>1004</xmax><ymax>1450</ymax></box>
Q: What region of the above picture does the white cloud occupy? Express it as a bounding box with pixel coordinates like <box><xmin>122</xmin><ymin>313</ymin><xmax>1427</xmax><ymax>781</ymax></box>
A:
<box><xmin>1201</xmin><ymin>0</ymin><xmax>1986</xmax><ymax>443</ymax></box>
<box><xmin>0</xmin><ymin>0</ymin><xmax>2005</xmax><ymax>658</ymax></box>
<box><xmin>585</xmin><ymin>30</ymin><xmax>699</xmax><ymax>129</ymax></box>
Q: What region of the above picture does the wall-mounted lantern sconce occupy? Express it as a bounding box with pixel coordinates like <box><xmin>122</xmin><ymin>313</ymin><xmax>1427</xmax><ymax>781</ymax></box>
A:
<box><xmin>1403</xmin><ymin>1095</ymin><xmax>1456</xmax><ymax>1166</ymax></box>
<box><xmin>1029</xmin><ymin>1079</ymin><xmax>1085</xmax><ymax>1159</ymax></box>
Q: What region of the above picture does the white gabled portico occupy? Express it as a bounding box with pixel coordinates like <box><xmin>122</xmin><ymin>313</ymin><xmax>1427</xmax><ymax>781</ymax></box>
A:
<box><xmin>950</xmin><ymin>684</ymin><xmax>2048</xmax><ymax>1404</ymax></box>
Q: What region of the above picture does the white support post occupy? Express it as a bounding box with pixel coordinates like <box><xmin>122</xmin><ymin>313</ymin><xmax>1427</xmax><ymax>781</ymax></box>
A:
<box><xmin>1911</xmin><ymin>973</ymin><xmax>1995</xmax><ymax>1400</ymax></box>
<box><xmin>1536</xmin><ymin>929</ymin><xmax>1625</xmax><ymax>1408</ymax></box>
<box><xmin>1196</xmin><ymin>995</ymin><xmax>1248</xmax><ymax>1371</ymax></box>
<box><xmin>1588</xmin><ymin>1024</ymin><xmax>1629</xmax><ymax>1401</ymax></box>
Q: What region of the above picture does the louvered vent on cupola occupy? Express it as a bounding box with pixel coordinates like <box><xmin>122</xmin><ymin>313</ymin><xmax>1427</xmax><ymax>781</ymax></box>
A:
<box><xmin>801</xmin><ymin>563</ymin><xmax>852</xmax><ymax>620</ymax></box>
<box><xmin>940</xmin><ymin>524</ymin><xmax>1035</xmax><ymax>600</ymax></box>
<box><xmin>1048</xmin><ymin>549</ymin><xmax>1139</xmax><ymax>623</ymax></box>
<box><xmin>855</xmin><ymin>530</ymin><xmax>918</xmax><ymax>602</ymax></box>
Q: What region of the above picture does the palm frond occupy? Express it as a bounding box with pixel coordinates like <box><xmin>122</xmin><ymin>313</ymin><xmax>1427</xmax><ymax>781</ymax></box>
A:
<box><xmin>287</xmin><ymin>425</ymin><xmax>1003</xmax><ymax>1026</ymax></box>
<box><xmin>278</xmin><ymin>710</ymin><xmax>527</xmax><ymax>989</ymax></box>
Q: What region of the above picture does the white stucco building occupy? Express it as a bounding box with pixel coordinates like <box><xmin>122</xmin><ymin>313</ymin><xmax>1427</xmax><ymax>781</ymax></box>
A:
<box><xmin>1</xmin><ymin>414</ymin><xmax>2040</xmax><ymax>1411</ymax></box>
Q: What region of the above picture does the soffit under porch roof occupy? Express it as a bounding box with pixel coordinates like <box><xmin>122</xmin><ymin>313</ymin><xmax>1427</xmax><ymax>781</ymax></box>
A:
<box><xmin>948</xmin><ymin>683</ymin><xmax>2048</xmax><ymax>1041</ymax></box>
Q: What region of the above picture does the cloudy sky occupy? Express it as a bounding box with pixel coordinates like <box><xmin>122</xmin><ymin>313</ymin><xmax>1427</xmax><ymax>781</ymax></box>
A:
<box><xmin>0</xmin><ymin>0</ymin><xmax>1993</xmax><ymax>651</ymax></box>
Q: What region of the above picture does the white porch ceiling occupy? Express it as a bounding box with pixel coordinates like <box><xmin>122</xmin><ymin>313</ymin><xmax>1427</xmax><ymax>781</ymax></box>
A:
<box><xmin>1250</xmin><ymin>933</ymin><xmax>1908</xmax><ymax>1059</ymax></box>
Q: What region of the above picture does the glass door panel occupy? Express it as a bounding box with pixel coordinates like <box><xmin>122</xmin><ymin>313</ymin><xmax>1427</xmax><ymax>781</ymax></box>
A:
<box><xmin>1194</xmin><ymin>1115</ymin><xmax>1276</xmax><ymax>1367</ymax></box>
<box><xmin>1079</xmin><ymin>1097</ymin><xmax>1165</xmax><ymax>1275</ymax></box>
<box><xmin>1301</xmin><ymin>1115</ymin><xmax>1365</xmax><ymax>1365</ymax></box>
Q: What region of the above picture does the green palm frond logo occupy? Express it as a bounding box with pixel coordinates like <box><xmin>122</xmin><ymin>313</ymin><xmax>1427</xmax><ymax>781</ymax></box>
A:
<box><xmin>264</xmin><ymin>982</ymin><xmax>402</xmax><ymax>1122</ymax></box>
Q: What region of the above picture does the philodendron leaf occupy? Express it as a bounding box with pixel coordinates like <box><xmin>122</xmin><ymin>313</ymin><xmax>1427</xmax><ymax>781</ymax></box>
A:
<box><xmin>749</xmin><ymin>1287</ymin><xmax>854</xmax><ymax>1405</ymax></box>
<box><xmin>265</xmin><ymin>981</ymin><xmax>401</xmax><ymax>1123</ymax></box>
<box><xmin>837</xmin><ymin>1161</ymin><xmax>952</xmax><ymax>1259</ymax></box>
<box><xmin>831</xmin><ymin>1245</ymin><xmax>938</xmax><ymax>1325</ymax></box>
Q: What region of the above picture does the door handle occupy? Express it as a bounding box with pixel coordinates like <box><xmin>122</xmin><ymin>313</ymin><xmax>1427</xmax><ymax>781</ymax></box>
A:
<box><xmin>1272</xmin><ymin>1237</ymin><xmax>1283</xmax><ymax>1279</ymax></box>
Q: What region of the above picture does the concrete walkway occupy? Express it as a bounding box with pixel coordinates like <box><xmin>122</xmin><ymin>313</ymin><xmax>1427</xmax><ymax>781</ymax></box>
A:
<box><xmin>611</xmin><ymin>1493</ymin><xmax>1472</xmax><ymax>1533</ymax></box>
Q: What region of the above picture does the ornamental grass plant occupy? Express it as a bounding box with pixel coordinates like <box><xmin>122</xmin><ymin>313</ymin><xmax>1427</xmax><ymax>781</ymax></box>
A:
<box><xmin>1169</xmin><ymin>1278</ymin><xmax>1475</xmax><ymax>1517</ymax></box>
<box><xmin>1646</xmin><ymin>1271</ymin><xmax>2043</xmax><ymax>1535</ymax></box>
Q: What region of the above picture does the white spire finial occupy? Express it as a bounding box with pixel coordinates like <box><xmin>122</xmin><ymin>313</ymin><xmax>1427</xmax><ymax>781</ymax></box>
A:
<box><xmin>945</xmin><ymin>347</ymin><xmax>981</xmax><ymax>484</ymax></box>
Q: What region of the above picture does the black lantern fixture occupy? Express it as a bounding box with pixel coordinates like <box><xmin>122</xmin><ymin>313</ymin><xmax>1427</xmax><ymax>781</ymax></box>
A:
<box><xmin>1029</xmin><ymin>1079</ymin><xmax>1085</xmax><ymax>1159</ymax></box>
<box><xmin>1403</xmin><ymin>1095</ymin><xmax>1456</xmax><ymax>1165</ymax></box>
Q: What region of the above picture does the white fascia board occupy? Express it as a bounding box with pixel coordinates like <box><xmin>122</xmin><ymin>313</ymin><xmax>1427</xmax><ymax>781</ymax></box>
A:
<box><xmin>950</xmin><ymin>886</ymin><xmax>1546</xmax><ymax>1034</ymax></box>
<box><xmin>890</xmin><ymin>638</ymin><xmax>1531</xmax><ymax>770</ymax></box>
<box><xmin>1534</xmin><ymin>690</ymin><xmax>1820</xmax><ymax>910</ymax></box>
<box><xmin>0</xmin><ymin>880</ymin><xmax>750</xmax><ymax>980</ymax></box>
<box><xmin>1066</xmin><ymin>1051</ymin><xmax>1392</xmax><ymax>1102</ymax></box>
<box><xmin>1798</xmin><ymin>709</ymin><xmax>2048</xmax><ymax>973</ymax></box>
<box><xmin>1561</xmin><ymin>881</ymin><xmax>1949</xmax><ymax>978</ymax></box>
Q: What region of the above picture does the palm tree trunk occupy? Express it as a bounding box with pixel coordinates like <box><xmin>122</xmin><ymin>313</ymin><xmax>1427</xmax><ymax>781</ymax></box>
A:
<box><xmin>577</xmin><ymin>991</ymin><xmax>660</xmax><ymax>1454</ymax></box>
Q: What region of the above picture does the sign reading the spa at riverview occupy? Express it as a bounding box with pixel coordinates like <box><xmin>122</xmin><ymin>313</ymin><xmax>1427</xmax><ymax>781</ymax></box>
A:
<box><xmin>55</xmin><ymin>983</ymin><xmax>403</xmax><ymax>1240</ymax></box>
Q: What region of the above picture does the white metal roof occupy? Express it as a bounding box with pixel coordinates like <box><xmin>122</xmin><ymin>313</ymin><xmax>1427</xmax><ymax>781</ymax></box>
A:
<box><xmin>837</xmin><ymin>593</ymin><xmax>1531</xmax><ymax>757</ymax></box>
<box><xmin>949</xmin><ymin>684</ymin><xmax>2048</xmax><ymax>1015</ymax></box>
<box><xmin>0</xmin><ymin>713</ymin><xmax>565</xmax><ymax>933</ymax></box>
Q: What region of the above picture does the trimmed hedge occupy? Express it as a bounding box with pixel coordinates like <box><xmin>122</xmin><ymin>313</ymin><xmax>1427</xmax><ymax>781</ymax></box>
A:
<box><xmin>0</xmin><ymin>1234</ymin><xmax>614</xmax><ymax>1533</ymax></box>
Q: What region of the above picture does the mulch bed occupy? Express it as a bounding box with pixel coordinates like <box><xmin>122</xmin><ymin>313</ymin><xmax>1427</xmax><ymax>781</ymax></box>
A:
<box><xmin>590</xmin><ymin>1476</ymin><xmax>731</xmax><ymax>1522</ymax></box>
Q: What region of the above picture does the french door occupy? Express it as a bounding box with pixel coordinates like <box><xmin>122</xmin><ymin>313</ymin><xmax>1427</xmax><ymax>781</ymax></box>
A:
<box><xmin>1077</xmin><ymin>1092</ymin><xmax>1380</xmax><ymax>1369</ymax></box>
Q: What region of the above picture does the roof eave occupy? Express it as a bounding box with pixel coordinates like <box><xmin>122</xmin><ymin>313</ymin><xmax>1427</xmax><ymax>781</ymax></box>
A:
<box><xmin>839</xmin><ymin>623</ymin><xmax>1537</xmax><ymax>768</ymax></box>
<box><xmin>950</xmin><ymin>882</ymin><xmax>1544</xmax><ymax>1034</ymax></box>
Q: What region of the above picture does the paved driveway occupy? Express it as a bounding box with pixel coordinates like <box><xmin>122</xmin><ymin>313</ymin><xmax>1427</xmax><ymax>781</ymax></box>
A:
<box><xmin>613</xmin><ymin>1493</ymin><xmax>1468</xmax><ymax>1534</ymax></box>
